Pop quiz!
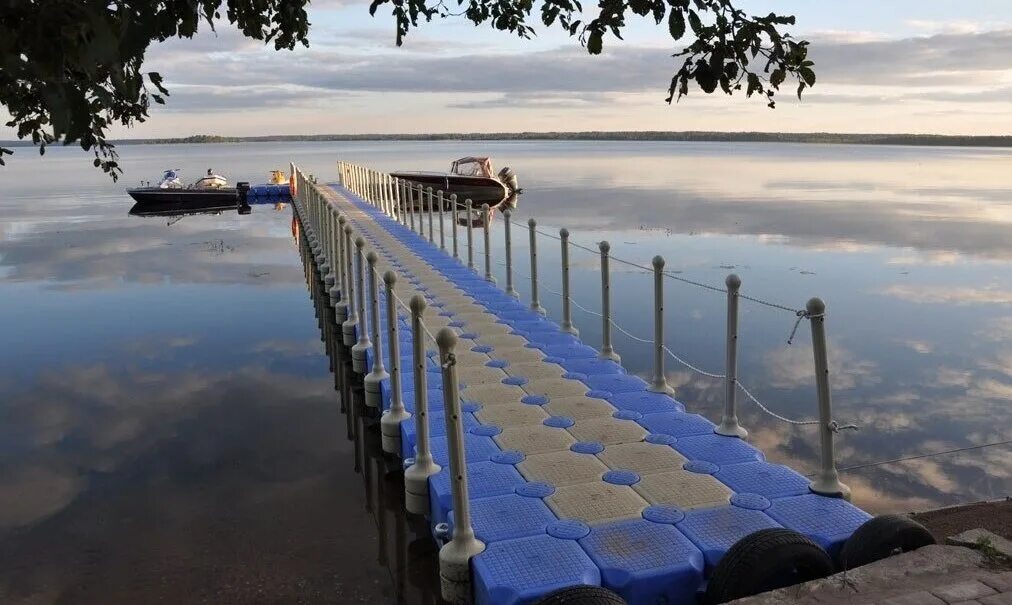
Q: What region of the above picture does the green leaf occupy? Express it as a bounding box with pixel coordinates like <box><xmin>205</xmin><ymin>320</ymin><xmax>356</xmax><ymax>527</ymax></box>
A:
<box><xmin>797</xmin><ymin>81</ymin><xmax>807</xmax><ymax>99</ymax></box>
<box><xmin>799</xmin><ymin>66</ymin><xmax>816</xmax><ymax>87</ymax></box>
<box><xmin>770</xmin><ymin>68</ymin><xmax>785</xmax><ymax>87</ymax></box>
<box><xmin>746</xmin><ymin>72</ymin><xmax>761</xmax><ymax>96</ymax></box>
<box><xmin>587</xmin><ymin>29</ymin><xmax>603</xmax><ymax>54</ymax></box>
<box><xmin>668</xmin><ymin>9</ymin><xmax>684</xmax><ymax>40</ymax></box>
<box><xmin>687</xmin><ymin>10</ymin><xmax>702</xmax><ymax>34</ymax></box>
<box><xmin>694</xmin><ymin>60</ymin><xmax>717</xmax><ymax>93</ymax></box>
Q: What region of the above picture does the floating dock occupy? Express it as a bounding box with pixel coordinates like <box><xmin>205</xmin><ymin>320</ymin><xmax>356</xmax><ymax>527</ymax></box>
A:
<box><xmin>291</xmin><ymin>163</ymin><xmax>875</xmax><ymax>605</ymax></box>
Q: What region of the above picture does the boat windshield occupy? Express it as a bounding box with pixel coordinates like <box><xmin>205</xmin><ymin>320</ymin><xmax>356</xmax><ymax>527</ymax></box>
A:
<box><xmin>450</xmin><ymin>157</ymin><xmax>494</xmax><ymax>178</ymax></box>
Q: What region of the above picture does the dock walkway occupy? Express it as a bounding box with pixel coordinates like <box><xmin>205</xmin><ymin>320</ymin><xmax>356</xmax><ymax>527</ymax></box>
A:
<box><xmin>294</xmin><ymin>167</ymin><xmax>873</xmax><ymax>605</ymax></box>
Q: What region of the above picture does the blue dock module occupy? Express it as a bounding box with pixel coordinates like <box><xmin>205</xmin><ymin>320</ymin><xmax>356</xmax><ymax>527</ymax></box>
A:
<box><xmin>289</xmin><ymin>164</ymin><xmax>915</xmax><ymax>605</ymax></box>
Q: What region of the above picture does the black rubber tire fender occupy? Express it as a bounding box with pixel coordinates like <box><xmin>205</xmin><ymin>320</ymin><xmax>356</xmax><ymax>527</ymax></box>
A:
<box><xmin>532</xmin><ymin>585</ymin><xmax>626</xmax><ymax>604</ymax></box>
<box><xmin>838</xmin><ymin>514</ymin><xmax>936</xmax><ymax>570</ymax></box>
<box><xmin>704</xmin><ymin>528</ymin><xmax>836</xmax><ymax>604</ymax></box>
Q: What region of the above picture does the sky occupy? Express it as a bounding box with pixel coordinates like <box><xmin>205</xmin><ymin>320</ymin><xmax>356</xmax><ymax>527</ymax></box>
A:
<box><xmin>8</xmin><ymin>0</ymin><xmax>1012</xmax><ymax>137</ymax></box>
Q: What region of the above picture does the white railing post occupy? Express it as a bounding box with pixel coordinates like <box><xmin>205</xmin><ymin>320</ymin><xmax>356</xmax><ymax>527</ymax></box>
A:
<box><xmin>318</xmin><ymin>196</ymin><xmax>332</xmax><ymax>279</ymax></box>
<box><xmin>408</xmin><ymin>183</ymin><xmax>416</xmax><ymax>232</ymax></box>
<box><xmin>380</xmin><ymin>271</ymin><xmax>411</xmax><ymax>454</ymax></box>
<box><xmin>325</xmin><ymin>206</ymin><xmax>337</xmax><ymax>302</ymax></box>
<box><xmin>560</xmin><ymin>228</ymin><xmax>577</xmax><ymax>335</ymax></box>
<box><xmin>351</xmin><ymin>237</ymin><xmax>372</xmax><ymax>372</ymax></box>
<box><xmin>437</xmin><ymin>328</ymin><xmax>486</xmax><ymax>603</ymax></box>
<box><xmin>418</xmin><ymin>185</ymin><xmax>427</xmax><ymax>236</ymax></box>
<box><xmin>385</xmin><ymin>174</ymin><xmax>393</xmax><ymax>215</ymax></box>
<box><xmin>398</xmin><ymin>179</ymin><xmax>406</xmax><ymax>225</ymax></box>
<box><xmin>648</xmin><ymin>255</ymin><xmax>674</xmax><ymax>395</ymax></box>
<box><xmin>364</xmin><ymin>251</ymin><xmax>389</xmax><ymax>408</ymax></box>
<box><xmin>427</xmin><ymin>187</ymin><xmax>434</xmax><ymax>242</ymax></box>
<box><xmin>503</xmin><ymin>209</ymin><xmax>517</xmax><ymax>298</ymax></box>
<box><xmin>332</xmin><ymin>207</ymin><xmax>343</xmax><ymax>281</ymax></box>
<box><xmin>438</xmin><ymin>190</ymin><xmax>446</xmax><ymax>250</ymax></box>
<box><xmin>482</xmin><ymin>204</ymin><xmax>495</xmax><ymax>283</ymax></box>
<box><xmin>341</xmin><ymin>224</ymin><xmax>358</xmax><ymax>346</ymax></box>
<box><xmin>450</xmin><ymin>194</ymin><xmax>459</xmax><ymax>261</ymax></box>
<box><xmin>528</xmin><ymin>218</ymin><xmax>545</xmax><ymax>315</ymax></box>
<box><xmin>716</xmin><ymin>274</ymin><xmax>747</xmax><ymax>438</ymax></box>
<box><xmin>390</xmin><ymin>174</ymin><xmax>397</xmax><ymax>217</ymax></box>
<box><xmin>404</xmin><ymin>295</ymin><xmax>441</xmax><ymax>514</ymax></box>
<box><xmin>392</xmin><ymin>177</ymin><xmax>399</xmax><ymax>221</ymax></box>
<box><xmin>466</xmin><ymin>199</ymin><xmax>475</xmax><ymax>271</ymax></box>
<box><xmin>599</xmin><ymin>241</ymin><xmax>620</xmax><ymax>362</ymax></box>
<box><xmin>807</xmin><ymin>297</ymin><xmax>852</xmax><ymax>499</ymax></box>
<box><xmin>335</xmin><ymin>216</ymin><xmax>349</xmax><ymax>323</ymax></box>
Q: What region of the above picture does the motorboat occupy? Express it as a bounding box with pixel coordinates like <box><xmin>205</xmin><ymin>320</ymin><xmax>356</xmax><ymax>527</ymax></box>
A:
<box><xmin>127</xmin><ymin>169</ymin><xmax>239</xmax><ymax>205</ymax></box>
<box><xmin>392</xmin><ymin>157</ymin><xmax>519</xmax><ymax>207</ymax></box>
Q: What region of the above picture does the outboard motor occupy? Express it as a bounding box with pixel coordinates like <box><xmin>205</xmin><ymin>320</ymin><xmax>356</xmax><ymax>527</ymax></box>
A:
<box><xmin>498</xmin><ymin>166</ymin><xmax>519</xmax><ymax>194</ymax></box>
<box><xmin>236</xmin><ymin>182</ymin><xmax>250</xmax><ymax>204</ymax></box>
<box><xmin>236</xmin><ymin>182</ymin><xmax>252</xmax><ymax>215</ymax></box>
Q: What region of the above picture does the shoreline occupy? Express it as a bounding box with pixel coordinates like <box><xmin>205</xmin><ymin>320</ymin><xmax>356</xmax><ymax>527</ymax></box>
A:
<box><xmin>5</xmin><ymin>131</ymin><xmax>1012</xmax><ymax>148</ymax></box>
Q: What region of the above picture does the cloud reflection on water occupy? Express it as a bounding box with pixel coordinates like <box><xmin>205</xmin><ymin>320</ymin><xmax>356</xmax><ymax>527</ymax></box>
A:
<box><xmin>0</xmin><ymin>142</ymin><xmax>1009</xmax><ymax>567</ymax></box>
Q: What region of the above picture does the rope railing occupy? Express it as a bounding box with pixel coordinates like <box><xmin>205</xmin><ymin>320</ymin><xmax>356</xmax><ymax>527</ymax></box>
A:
<box><xmin>833</xmin><ymin>439</ymin><xmax>1012</xmax><ymax>473</ymax></box>
<box><xmin>505</xmin><ymin>216</ymin><xmax>807</xmax><ymax>315</ymax></box>
<box><xmin>331</xmin><ymin>159</ymin><xmax>859</xmax><ymax>499</ymax></box>
<box><xmin>513</xmin><ymin>260</ymin><xmax>822</xmax><ymax>426</ymax></box>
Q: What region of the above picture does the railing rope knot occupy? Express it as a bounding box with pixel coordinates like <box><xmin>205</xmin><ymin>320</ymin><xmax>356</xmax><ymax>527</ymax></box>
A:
<box><xmin>787</xmin><ymin>309</ymin><xmax>823</xmax><ymax>345</ymax></box>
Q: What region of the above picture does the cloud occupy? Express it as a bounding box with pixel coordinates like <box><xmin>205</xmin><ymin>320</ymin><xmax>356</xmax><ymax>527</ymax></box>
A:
<box><xmin>809</xmin><ymin>29</ymin><xmax>1012</xmax><ymax>86</ymax></box>
<box><xmin>764</xmin><ymin>344</ymin><xmax>880</xmax><ymax>391</ymax></box>
<box><xmin>879</xmin><ymin>284</ymin><xmax>1012</xmax><ymax>306</ymax></box>
<box><xmin>899</xmin><ymin>340</ymin><xmax>934</xmax><ymax>354</ymax></box>
<box><xmin>0</xmin><ymin>361</ymin><xmax>335</xmax><ymax>530</ymax></box>
<box><xmin>0</xmin><ymin>218</ymin><xmax>304</xmax><ymax>290</ymax></box>
<box><xmin>977</xmin><ymin>317</ymin><xmax>1012</xmax><ymax>342</ymax></box>
<box><xmin>449</xmin><ymin>91</ymin><xmax>619</xmax><ymax>110</ymax></box>
<box><xmin>141</xmin><ymin>26</ymin><xmax>1012</xmax><ymax>108</ymax></box>
<box><xmin>158</xmin><ymin>85</ymin><xmax>341</xmax><ymax>113</ymax></box>
<box><xmin>0</xmin><ymin>466</ymin><xmax>84</xmax><ymax>531</ymax></box>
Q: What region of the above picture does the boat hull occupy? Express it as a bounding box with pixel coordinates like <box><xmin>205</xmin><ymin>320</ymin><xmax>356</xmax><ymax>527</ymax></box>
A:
<box><xmin>390</xmin><ymin>173</ymin><xmax>508</xmax><ymax>207</ymax></box>
<box><xmin>127</xmin><ymin>187</ymin><xmax>238</xmax><ymax>206</ymax></box>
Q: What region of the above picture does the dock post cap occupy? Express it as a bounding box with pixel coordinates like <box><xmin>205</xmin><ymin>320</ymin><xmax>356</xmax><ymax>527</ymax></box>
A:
<box><xmin>410</xmin><ymin>294</ymin><xmax>427</xmax><ymax>313</ymax></box>
<box><xmin>652</xmin><ymin>255</ymin><xmax>665</xmax><ymax>269</ymax></box>
<box><xmin>560</xmin><ymin>227</ymin><xmax>569</xmax><ymax>238</ymax></box>
<box><xmin>528</xmin><ymin>217</ymin><xmax>536</xmax><ymax>227</ymax></box>
<box><xmin>355</xmin><ymin>237</ymin><xmax>365</xmax><ymax>248</ymax></box>
<box><xmin>726</xmin><ymin>273</ymin><xmax>741</xmax><ymax>290</ymax></box>
<box><xmin>366</xmin><ymin>251</ymin><xmax>377</xmax><ymax>264</ymax></box>
<box><xmin>338</xmin><ymin>215</ymin><xmax>346</xmax><ymax>224</ymax></box>
<box><xmin>503</xmin><ymin>208</ymin><xmax>511</xmax><ymax>217</ymax></box>
<box><xmin>599</xmin><ymin>240</ymin><xmax>610</xmax><ymax>253</ymax></box>
<box><xmin>436</xmin><ymin>327</ymin><xmax>458</xmax><ymax>351</ymax></box>
<box><xmin>807</xmin><ymin>297</ymin><xmax>826</xmax><ymax>315</ymax></box>
<box><xmin>481</xmin><ymin>203</ymin><xmax>490</xmax><ymax>210</ymax></box>
<box><xmin>344</xmin><ymin>224</ymin><xmax>352</xmax><ymax>234</ymax></box>
<box><xmin>383</xmin><ymin>270</ymin><xmax>397</xmax><ymax>285</ymax></box>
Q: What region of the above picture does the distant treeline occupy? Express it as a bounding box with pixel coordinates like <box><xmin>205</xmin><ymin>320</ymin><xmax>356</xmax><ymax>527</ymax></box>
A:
<box><xmin>6</xmin><ymin>132</ymin><xmax>1012</xmax><ymax>148</ymax></box>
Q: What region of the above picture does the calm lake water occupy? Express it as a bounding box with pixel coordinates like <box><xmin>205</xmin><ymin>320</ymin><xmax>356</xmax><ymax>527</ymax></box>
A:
<box><xmin>1</xmin><ymin>140</ymin><xmax>1010</xmax><ymax>603</ymax></box>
